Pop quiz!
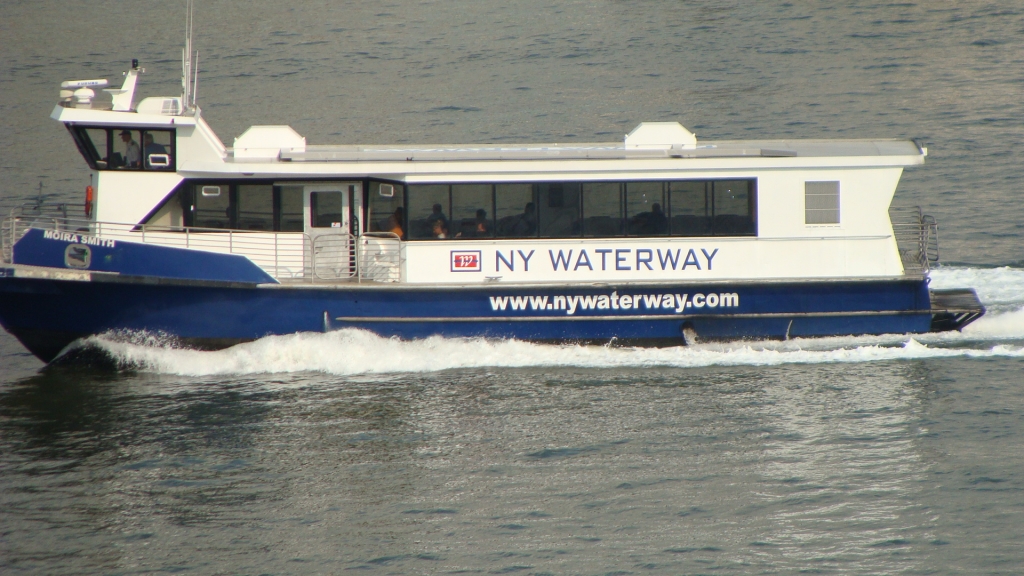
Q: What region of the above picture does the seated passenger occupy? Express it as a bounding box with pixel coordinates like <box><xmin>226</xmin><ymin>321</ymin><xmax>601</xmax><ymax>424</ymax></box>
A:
<box><xmin>647</xmin><ymin>203</ymin><xmax>668</xmax><ymax>234</ymax></box>
<box><xmin>630</xmin><ymin>203</ymin><xmax>668</xmax><ymax>235</ymax></box>
<box><xmin>432</xmin><ymin>219</ymin><xmax>448</xmax><ymax>239</ymax></box>
<box><xmin>425</xmin><ymin>203</ymin><xmax>448</xmax><ymax>230</ymax></box>
<box><xmin>143</xmin><ymin>133</ymin><xmax>168</xmax><ymax>168</ymax></box>
<box><xmin>458</xmin><ymin>209</ymin><xmax>490</xmax><ymax>238</ymax></box>
<box><xmin>511</xmin><ymin>202</ymin><xmax>537</xmax><ymax>236</ymax></box>
<box><xmin>388</xmin><ymin>207</ymin><xmax>405</xmax><ymax>239</ymax></box>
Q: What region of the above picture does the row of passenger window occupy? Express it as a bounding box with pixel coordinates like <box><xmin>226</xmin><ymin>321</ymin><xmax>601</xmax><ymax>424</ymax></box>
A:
<box><xmin>154</xmin><ymin>180</ymin><xmax>756</xmax><ymax>238</ymax></box>
<box><xmin>399</xmin><ymin>180</ymin><xmax>756</xmax><ymax>240</ymax></box>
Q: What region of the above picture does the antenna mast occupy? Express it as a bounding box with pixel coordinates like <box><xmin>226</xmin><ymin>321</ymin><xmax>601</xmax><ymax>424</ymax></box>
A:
<box><xmin>181</xmin><ymin>0</ymin><xmax>198</xmax><ymax>110</ymax></box>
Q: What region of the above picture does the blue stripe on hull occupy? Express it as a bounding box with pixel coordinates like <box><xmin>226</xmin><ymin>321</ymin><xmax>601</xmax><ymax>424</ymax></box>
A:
<box><xmin>0</xmin><ymin>273</ymin><xmax>933</xmax><ymax>362</ymax></box>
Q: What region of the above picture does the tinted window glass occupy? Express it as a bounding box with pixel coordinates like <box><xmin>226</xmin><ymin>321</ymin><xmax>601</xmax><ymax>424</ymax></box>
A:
<box><xmin>669</xmin><ymin>181</ymin><xmax>711</xmax><ymax>236</ymax></box>
<box><xmin>713</xmin><ymin>180</ymin><xmax>754</xmax><ymax>235</ymax></box>
<box><xmin>193</xmin><ymin>184</ymin><xmax>230</xmax><ymax>229</ymax></box>
<box><xmin>407</xmin><ymin>184</ymin><xmax>450</xmax><ymax>239</ymax></box>
<box><xmin>278</xmin><ymin>186</ymin><xmax>304</xmax><ymax>232</ymax></box>
<box><xmin>367</xmin><ymin>181</ymin><xmax>405</xmax><ymax>238</ymax></box>
<box><xmin>582</xmin><ymin>182</ymin><xmax>622</xmax><ymax>237</ymax></box>
<box><xmin>235</xmin><ymin>185</ymin><xmax>274</xmax><ymax>230</ymax></box>
<box><xmin>80</xmin><ymin>128</ymin><xmax>109</xmax><ymax>167</ymax></box>
<box><xmin>310</xmin><ymin>191</ymin><xmax>344</xmax><ymax>228</ymax></box>
<box><xmin>494</xmin><ymin>184</ymin><xmax>537</xmax><ymax>238</ymax></box>
<box><xmin>114</xmin><ymin>129</ymin><xmax>143</xmax><ymax>170</ymax></box>
<box><xmin>626</xmin><ymin>182</ymin><xmax>667</xmax><ymax>236</ymax></box>
<box><xmin>142</xmin><ymin>130</ymin><xmax>174</xmax><ymax>170</ymax></box>
<box><xmin>538</xmin><ymin>182</ymin><xmax>580</xmax><ymax>238</ymax></box>
<box><xmin>452</xmin><ymin>184</ymin><xmax>493</xmax><ymax>238</ymax></box>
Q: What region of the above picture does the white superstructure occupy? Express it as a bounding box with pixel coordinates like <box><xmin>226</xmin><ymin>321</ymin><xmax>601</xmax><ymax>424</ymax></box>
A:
<box><xmin>48</xmin><ymin>62</ymin><xmax>930</xmax><ymax>286</ymax></box>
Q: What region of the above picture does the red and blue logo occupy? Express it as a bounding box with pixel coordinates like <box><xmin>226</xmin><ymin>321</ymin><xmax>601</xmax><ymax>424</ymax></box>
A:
<box><xmin>450</xmin><ymin>250</ymin><xmax>482</xmax><ymax>272</ymax></box>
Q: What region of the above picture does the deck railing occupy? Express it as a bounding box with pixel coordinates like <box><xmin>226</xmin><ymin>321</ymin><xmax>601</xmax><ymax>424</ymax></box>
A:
<box><xmin>0</xmin><ymin>214</ymin><xmax>403</xmax><ymax>284</ymax></box>
<box><xmin>890</xmin><ymin>205</ymin><xmax>939</xmax><ymax>274</ymax></box>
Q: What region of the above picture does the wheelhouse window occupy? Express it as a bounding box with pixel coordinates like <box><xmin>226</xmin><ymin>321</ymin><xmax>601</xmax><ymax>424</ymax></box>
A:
<box><xmin>69</xmin><ymin>125</ymin><xmax>175</xmax><ymax>171</ymax></box>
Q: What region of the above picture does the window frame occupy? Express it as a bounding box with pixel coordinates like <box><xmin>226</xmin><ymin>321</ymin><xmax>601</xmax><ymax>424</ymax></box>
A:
<box><xmin>67</xmin><ymin>124</ymin><xmax>176</xmax><ymax>172</ymax></box>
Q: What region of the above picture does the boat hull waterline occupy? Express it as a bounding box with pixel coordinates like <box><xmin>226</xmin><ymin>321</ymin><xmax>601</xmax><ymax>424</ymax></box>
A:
<box><xmin>0</xmin><ymin>263</ymin><xmax>973</xmax><ymax>364</ymax></box>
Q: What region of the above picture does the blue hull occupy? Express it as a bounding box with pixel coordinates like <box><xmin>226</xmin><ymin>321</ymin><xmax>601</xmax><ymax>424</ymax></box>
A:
<box><xmin>0</xmin><ymin>268</ymin><xmax>934</xmax><ymax>363</ymax></box>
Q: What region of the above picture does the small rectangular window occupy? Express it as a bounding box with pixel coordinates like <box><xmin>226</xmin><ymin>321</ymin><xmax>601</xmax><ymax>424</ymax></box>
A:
<box><xmin>310</xmin><ymin>191</ymin><xmax>344</xmax><ymax>229</ymax></box>
<box><xmin>805</xmin><ymin>181</ymin><xmax>840</xmax><ymax>224</ymax></box>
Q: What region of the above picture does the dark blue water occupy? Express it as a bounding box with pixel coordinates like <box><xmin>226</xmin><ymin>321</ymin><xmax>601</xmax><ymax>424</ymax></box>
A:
<box><xmin>2</xmin><ymin>1</ymin><xmax>1024</xmax><ymax>573</ymax></box>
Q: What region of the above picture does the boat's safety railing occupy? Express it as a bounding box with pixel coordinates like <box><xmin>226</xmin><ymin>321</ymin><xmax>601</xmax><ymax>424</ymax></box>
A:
<box><xmin>890</xmin><ymin>205</ymin><xmax>939</xmax><ymax>274</ymax></box>
<box><xmin>1</xmin><ymin>216</ymin><xmax>405</xmax><ymax>284</ymax></box>
<box><xmin>357</xmin><ymin>233</ymin><xmax>402</xmax><ymax>283</ymax></box>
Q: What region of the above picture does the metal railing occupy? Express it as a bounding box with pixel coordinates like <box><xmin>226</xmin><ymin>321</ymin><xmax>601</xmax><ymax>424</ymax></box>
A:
<box><xmin>357</xmin><ymin>232</ymin><xmax>402</xmax><ymax>283</ymax></box>
<box><xmin>1</xmin><ymin>215</ymin><xmax>404</xmax><ymax>284</ymax></box>
<box><xmin>890</xmin><ymin>205</ymin><xmax>939</xmax><ymax>274</ymax></box>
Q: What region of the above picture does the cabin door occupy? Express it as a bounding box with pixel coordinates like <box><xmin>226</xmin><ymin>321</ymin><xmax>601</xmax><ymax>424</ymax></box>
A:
<box><xmin>304</xmin><ymin>183</ymin><xmax>361</xmax><ymax>280</ymax></box>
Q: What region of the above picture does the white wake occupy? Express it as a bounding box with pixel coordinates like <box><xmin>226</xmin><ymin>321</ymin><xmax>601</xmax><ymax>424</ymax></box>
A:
<box><xmin>66</xmin><ymin>265</ymin><xmax>1024</xmax><ymax>376</ymax></box>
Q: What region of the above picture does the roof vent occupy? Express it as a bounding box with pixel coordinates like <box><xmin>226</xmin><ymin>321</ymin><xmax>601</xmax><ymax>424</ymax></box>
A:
<box><xmin>625</xmin><ymin>122</ymin><xmax>697</xmax><ymax>150</ymax></box>
<box><xmin>233</xmin><ymin>125</ymin><xmax>306</xmax><ymax>159</ymax></box>
<box><xmin>137</xmin><ymin>97</ymin><xmax>183</xmax><ymax>116</ymax></box>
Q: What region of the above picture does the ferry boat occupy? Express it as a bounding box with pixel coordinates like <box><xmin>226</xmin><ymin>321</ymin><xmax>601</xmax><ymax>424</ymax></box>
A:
<box><xmin>0</xmin><ymin>61</ymin><xmax>984</xmax><ymax>363</ymax></box>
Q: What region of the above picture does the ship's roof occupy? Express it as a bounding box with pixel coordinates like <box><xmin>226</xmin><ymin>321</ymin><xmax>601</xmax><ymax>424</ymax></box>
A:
<box><xmin>278</xmin><ymin>138</ymin><xmax>922</xmax><ymax>163</ymax></box>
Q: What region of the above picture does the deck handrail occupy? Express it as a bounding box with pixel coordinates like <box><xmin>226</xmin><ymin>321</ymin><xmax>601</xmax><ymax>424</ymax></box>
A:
<box><xmin>0</xmin><ymin>216</ymin><xmax>405</xmax><ymax>284</ymax></box>
<box><xmin>890</xmin><ymin>205</ymin><xmax>939</xmax><ymax>274</ymax></box>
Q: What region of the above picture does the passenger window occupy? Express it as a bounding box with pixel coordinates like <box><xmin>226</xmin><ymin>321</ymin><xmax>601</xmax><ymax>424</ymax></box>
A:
<box><xmin>407</xmin><ymin>184</ymin><xmax>450</xmax><ymax>239</ymax></box>
<box><xmin>277</xmin><ymin>186</ymin><xmax>304</xmax><ymax>232</ymax></box>
<box><xmin>193</xmin><ymin>184</ymin><xmax>230</xmax><ymax>229</ymax></box>
<box><xmin>452</xmin><ymin>184</ymin><xmax>493</xmax><ymax>239</ymax></box>
<box><xmin>712</xmin><ymin>180</ymin><xmax>755</xmax><ymax>235</ymax></box>
<box><xmin>237</xmin><ymin>185</ymin><xmax>274</xmax><ymax>230</ymax></box>
<box><xmin>538</xmin><ymin>182</ymin><xmax>581</xmax><ymax>238</ymax></box>
<box><xmin>582</xmin><ymin>183</ymin><xmax>623</xmax><ymax>237</ymax></box>
<box><xmin>669</xmin><ymin>181</ymin><xmax>711</xmax><ymax>237</ymax></box>
<box><xmin>494</xmin><ymin>184</ymin><xmax>537</xmax><ymax>238</ymax></box>
<box><xmin>625</xmin><ymin>182</ymin><xmax>667</xmax><ymax>236</ymax></box>
<box><xmin>366</xmin><ymin>181</ymin><xmax>405</xmax><ymax>238</ymax></box>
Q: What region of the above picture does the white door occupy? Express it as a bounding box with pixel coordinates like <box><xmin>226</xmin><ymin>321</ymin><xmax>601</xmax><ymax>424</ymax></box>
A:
<box><xmin>305</xmin><ymin>183</ymin><xmax>360</xmax><ymax>279</ymax></box>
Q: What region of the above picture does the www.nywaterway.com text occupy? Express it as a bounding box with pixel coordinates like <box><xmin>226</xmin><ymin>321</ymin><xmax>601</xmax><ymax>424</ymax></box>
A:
<box><xmin>488</xmin><ymin>291</ymin><xmax>739</xmax><ymax>315</ymax></box>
